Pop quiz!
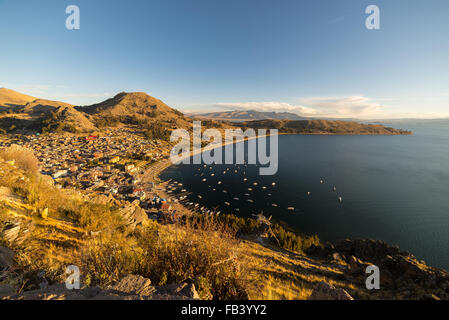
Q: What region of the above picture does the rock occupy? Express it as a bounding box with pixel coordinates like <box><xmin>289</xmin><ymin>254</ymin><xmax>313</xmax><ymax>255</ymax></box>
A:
<box><xmin>108</xmin><ymin>275</ymin><xmax>155</xmax><ymax>296</ymax></box>
<box><xmin>1</xmin><ymin>279</ymin><xmax>198</xmax><ymax>300</ymax></box>
<box><xmin>308</xmin><ymin>282</ymin><xmax>354</xmax><ymax>300</ymax></box>
<box><xmin>334</xmin><ymin>239</ymin><xmax>404</xmax><ymax>264</ymax></box>
<box><xmin>332</xmin><ymin>252</ymin><xmax>346</xmax><ymax>264</ymax></box>
<box><xmin>0</xmin><ymin>246</ymin><xmax>14</xmax><ymax>269</ymax></box>
<box><xmin>53</xmin><ymin>170</ymin><xmax>68</xmax><ymax>179</ymax></box>
<box><xmin>156</xmin><ymin>282</ymin><xmax>200</xmax><ymax>300</ymax></box>
<box><xmin>118</xmin><ymin>204</ymin><xmax>148</xmax><ymax>229</ymax></box>
<box><xmin>347</xmin><ymin>255</ymin><xmax>371</xmax><ymax>275</ymax></box>
<box><xmin>0</xmin><ymin>285</ymin><xmax>16</xmax><ymax>296</ymax></box>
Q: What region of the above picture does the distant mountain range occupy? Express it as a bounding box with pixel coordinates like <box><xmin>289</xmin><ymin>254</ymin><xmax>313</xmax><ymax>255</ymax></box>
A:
<box><xmin>195</xmin><ymin>110</ymin><xmax>309</xmax><ymax>122</ymax></box>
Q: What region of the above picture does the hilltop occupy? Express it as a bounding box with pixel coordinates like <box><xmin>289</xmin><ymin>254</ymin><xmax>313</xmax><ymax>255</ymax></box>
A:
<box><xmin>196</xmin><ymin>110</ymin><xmax>308</xmax><ymax>122</ymax></box>
<box><xmin>239</xmin><ymin>119</ymin><xmax>412</xmax><ymax>135</ymax></box>
<box><xmin>0</xmin><ymin>88</ymin><xmax>36</xmax><ymax>110</ymax></box>
<box><xmin>77</xmin><ymin>92</ymin><xmax>192</xmax><ymax>133</ymax></box>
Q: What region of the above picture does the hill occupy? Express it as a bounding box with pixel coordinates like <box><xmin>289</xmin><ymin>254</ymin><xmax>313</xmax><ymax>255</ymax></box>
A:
<box><xmin>238</xmin><ymin>119</ymin><xmax>413</xmax><ymax>135</ymax></box>
<box><xmin>196</xmin><ymin>110</ymin><xmax>308</xmax><ymax>122</ymax></box>
<box><xmin>21</xmin><ymin>98</ymin><xmax>74</xmax><ymax>115</ymax></box>
<box><xmin>0</xmin><ymin>88</ymin><xmax>36</xmax><ymax>111</ymax></box>
<box><xmin>0</xmin><ymin>89</ymin><xmax>97</xmax><ymax>134</ymax></box>
<box><xmin>77</xmin><ymin>92</ymin><xmax>193</xmax><ymax>133</ymax></box>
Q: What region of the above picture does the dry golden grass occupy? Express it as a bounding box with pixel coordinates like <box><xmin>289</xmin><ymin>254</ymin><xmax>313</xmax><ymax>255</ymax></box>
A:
<box><xmin>77</xmin><ymin>216</ymin><xmax>249</xmax><ymax>299</ymax></box>
<box><xmin>0</xmin><ymin>145</ymin><xmax>39</xmax><ymax>174</ymax></box>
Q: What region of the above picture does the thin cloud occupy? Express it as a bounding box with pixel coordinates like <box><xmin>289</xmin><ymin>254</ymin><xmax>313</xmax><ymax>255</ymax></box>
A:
<box><xmin>300</xmin><ymin>95</ymin><xmax>384</xmax><ymax>118</ymax></box>
<box><xmin>214</xmin><ymin>95</ymin><xmax>385</xmax><ymax>118</ymax></box>
<box><xmin>214</xmin><ymin>102</ymin><xmax>317</xmax><ymax>116</ymax></box>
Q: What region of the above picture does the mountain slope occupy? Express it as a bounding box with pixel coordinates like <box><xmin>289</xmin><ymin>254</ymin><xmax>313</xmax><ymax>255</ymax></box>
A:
<box><xmin>21</xmin><ymin>99</ymin><xmax>74</xmax><ymax>115</ymax></box>
<box><xmin>41</xmin><ymin>105</ymin><xmax>97</xmax><ymax>133</ymax></box>
<box><xmin>78</xmin><ymin>91</ymin><xmax>192</xmax><ymax>131</ymax></box>
<box><xmin>197</xmin><ymin>110</ymin><xmax>308</xmax><ymax>122</ymax></box>
<box><xmin>0</xmin><ymin>88</ymin><xmax>36</xmax><ymax>109</ymax></box>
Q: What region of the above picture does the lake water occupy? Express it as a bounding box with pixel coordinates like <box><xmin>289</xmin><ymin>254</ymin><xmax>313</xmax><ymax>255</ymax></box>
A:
<box><xmin>161</xmin><ymin>120</ymin><xmax>449</xmax><ymax>269</ymax></box>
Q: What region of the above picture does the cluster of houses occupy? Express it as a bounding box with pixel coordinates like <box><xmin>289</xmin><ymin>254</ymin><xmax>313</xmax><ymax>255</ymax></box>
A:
<box><xmin>0</xmin><ymin>128</ymin><xmax>172</xmax><ymax>207</ymax></box>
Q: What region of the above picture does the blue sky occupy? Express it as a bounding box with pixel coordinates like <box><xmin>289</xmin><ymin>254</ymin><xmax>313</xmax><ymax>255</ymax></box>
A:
<box><xmin>0</xmin><ymin>0</ymin><xmax>448</xmax><ymax>118</ymax></box>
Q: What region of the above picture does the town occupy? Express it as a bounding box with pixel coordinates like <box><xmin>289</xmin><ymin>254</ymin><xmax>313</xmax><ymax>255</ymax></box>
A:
<box><xmin>0</xmin><ymin>127</ymin><xmax>186</xmax><ymax>227</ymax></box>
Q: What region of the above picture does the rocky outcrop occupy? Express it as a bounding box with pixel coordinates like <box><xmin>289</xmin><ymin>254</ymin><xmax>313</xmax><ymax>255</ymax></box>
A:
<box><xmin>117</xmin><ymin>203</ymin><xmax>148</xmax><ymax>229</ymax></box>
<box><xmin>308</xmin><ymin>282</ymin><xmax>354</xmax><ymax>300</ymax></box>
<box><xmin>306</xmin><ymin>239</ymin><xmax>449</xmax><ymax>298</ymax></box>
<box><xmin>0</xmin><ymin>274</ymin><xmax>200</xmax><ymax>300</ymax></box>
<box><xmin>0</xmin><ymin>246</ymin><xmax>14</xmax><ymax>269</ymax></box>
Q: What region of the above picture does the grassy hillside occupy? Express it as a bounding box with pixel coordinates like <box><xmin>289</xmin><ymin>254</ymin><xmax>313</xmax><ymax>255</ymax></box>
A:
<box><xmin>0</xmin><ymin>88</ymin><xmax>36</xmax><ymax>110</ymax></box>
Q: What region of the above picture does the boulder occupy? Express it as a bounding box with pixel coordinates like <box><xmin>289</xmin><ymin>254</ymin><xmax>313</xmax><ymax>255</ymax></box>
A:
<box><xmin>0</xmin><ymin>246</ymin><xmax>14</xmax><ymax>269</ymax></box>
<box><xmin>347</xmin><ymin>255</ymin><xmax>371</xmax><ymax>275</ymax></box>
<box><xmin>0</xmin><ymin>285</ymin><xmax>16</xmax><ymax>296</ymax></box>
<box><xmin>308</xmin><ymin>282</ymin><xmax>354</xmax><ymax>300</ymax></box>
<box><xmin>331</xmin><ymin>252</ymin><xmax>346</xmax><ymax>265</ymax></box>
<box><xmin>156</xmin><ymin>282</ymin><xmax>200</xmax><ymax>300</ymax></box>
<box><xmin>118</xmin><ymin>204</ymin><xmax>148</xmax><ymax>229</ymax></box>
<box><xmin>107</xmin><ymin>275</ymin><xmax>155</xmax><ymax>296</ymax></box>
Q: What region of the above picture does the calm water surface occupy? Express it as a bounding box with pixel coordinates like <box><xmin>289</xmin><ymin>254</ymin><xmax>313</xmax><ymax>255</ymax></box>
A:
<box><xmin>161</xmin><ymin>120</ymin><xmax>449</xmax><ymax>269</ymax></box>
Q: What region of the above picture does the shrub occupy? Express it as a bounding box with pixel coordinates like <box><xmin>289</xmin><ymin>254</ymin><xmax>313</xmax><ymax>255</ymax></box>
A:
<box><xmin>78</xmin><ymin>217</ymin><xmax>248</xmax><ymax>299</ymax></box>
<box><xmin>0</xmin><ymin>144</ymin><xmax>39</xmax><ymax>174</ymax></box>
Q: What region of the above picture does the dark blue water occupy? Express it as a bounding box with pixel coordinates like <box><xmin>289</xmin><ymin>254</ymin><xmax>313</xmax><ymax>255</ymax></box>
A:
<box><xmin>161</xmin><ymin>120</ymin><xmax>449</xmax><ymax>269</ymax></box>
